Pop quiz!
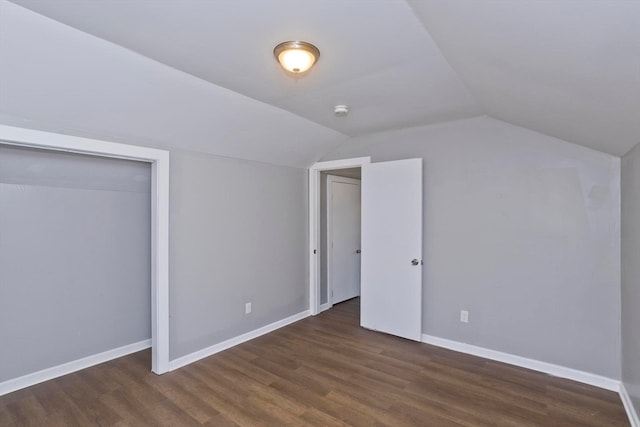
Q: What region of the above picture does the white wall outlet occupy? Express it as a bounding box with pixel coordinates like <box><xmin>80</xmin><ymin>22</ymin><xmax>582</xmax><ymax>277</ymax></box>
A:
<box><xmin>245</xmin><ymin>302</ymin><xmax>252</xmax><ymax>314</ymax></box>
<box><xmin>460</xmin><ymin>310</ymin><xmax>469</xmax><ymax>323</ymax></box>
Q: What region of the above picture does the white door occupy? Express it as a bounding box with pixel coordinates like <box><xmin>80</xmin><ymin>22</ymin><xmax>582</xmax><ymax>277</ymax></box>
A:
<box><xmin>328</xmin><ymin>176</ymin><xmax>361</xmax><ymax>304</ymax></box>
<box><xmin>360</xmin><ymin>158</ymin><xmax>422</xmax><ymax>341</ymax></box>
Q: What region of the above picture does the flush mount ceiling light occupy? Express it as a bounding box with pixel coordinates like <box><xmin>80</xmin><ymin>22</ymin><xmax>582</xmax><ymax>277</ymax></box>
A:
<box><xmin>273</xmin><ymin>41</ymin><xmax>320</xmax><ymax>74</ymax></box>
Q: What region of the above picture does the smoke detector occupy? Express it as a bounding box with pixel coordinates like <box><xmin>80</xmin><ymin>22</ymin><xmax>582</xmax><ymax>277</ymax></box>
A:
<box><xmin>334</xmin><ymin>105</ymin><xmax>349</xmax><ymax>116</ymax></box>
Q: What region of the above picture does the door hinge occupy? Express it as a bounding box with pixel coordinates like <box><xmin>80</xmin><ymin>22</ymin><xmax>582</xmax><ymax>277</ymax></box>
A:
<box><xmin>313</xmin><ymin>249</ymin><xmax>317</xmax><ymax>254</ymax></box>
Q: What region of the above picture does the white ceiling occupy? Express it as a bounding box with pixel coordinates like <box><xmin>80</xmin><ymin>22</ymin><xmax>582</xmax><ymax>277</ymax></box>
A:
<box><xmin>0</xmin><ymin>1</ymin><xmax>347</xmax><ymax>167</ymax></box>
<box><xmin>408</xmin><ymin>0</ymin><xmax>640</xmax><ymax>156</ymax></box>
<box><xmin>6</xmin><ymin>0</ymin><xmax>480</xmax><ymax>138</ymax></box>
<box><xmin>2</xmin><ymin>0</ymin><xmax>639</xmax><ymax>162</ymax></box>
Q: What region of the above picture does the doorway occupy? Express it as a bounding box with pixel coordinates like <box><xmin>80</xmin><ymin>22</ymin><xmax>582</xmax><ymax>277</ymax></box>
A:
<box><xmin>322</xmin><ymin>170</ymin><xmax>361</xmax><ymax>310</ymax></box>
<box><xmin>309</xmin><ymin>156</ymin><xmax>423</xmax><ymax>342</ymax></box>
<box><xmin>0</xmin><ymin>125</ymin><xmax>169</xmax><ymax>396</ymax></box>
<box><xmin>308</xmin><ymin>157</ymin><xmax>370</xmax><ymax>315</ymax></box>
<box><xmin>0</xmin><ymin>145</ymin><xmax>151</xmax><ymax>387</ymax></box>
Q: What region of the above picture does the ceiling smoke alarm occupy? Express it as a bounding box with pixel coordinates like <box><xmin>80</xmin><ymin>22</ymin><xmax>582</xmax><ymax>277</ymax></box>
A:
<box><xmin>334</xmin><ymin>105</ymin><xmax>349</xmax><ymax>116</ymax></box>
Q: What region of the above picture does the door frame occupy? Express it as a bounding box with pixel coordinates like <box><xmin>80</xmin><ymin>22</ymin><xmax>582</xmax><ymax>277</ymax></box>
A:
<box><xmin>308</xmin><ymin>157</ymin><xmax>370</xmax><ymax>315</ymax></box>
<box><xmin>0</xmin><ymin>124</ymin><xmax>170</xmax><ymax>375</ymax></box>
<box><xmin>326</xmin><ymin>174</ymin><xmax>361</xmax><ymax>307</ymax></box>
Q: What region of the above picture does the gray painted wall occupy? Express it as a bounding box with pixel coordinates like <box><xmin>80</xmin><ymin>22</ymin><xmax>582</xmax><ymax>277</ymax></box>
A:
<box><xmin>0</xmin><ymin>0</ymin><xmax>626</xmax><ymax>389</ymax></box>
<box><xmin>0</xmin><ymin>146</ymin><xmax>151</xmax><ymax>381</ymax></box>
<box><xmin>622</xmin><ymin>142</ymin><xmax>640</xmax><ymax>413</ymax></box>
<box><xmin>0</xmin><ymin>2</ymin><xmax>312</xmax><ymax>374</ymax></box>
<box><xmin>323</xmin><ymin>116</ymin><xmax>621</xmax><ymax>378</ymax></box>
<box><xmin>168</xmin><ymin>149</ymin><xmax>308</xmax><ymax>360</ymax></box>
<box><xmin>0</xmin><ymin>140</ymin><xmax>310</xmax><ymax>378</ymax></box>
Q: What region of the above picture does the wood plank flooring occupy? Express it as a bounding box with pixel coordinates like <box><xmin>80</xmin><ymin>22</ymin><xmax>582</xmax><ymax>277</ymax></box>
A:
<box><xmin>0</xmin><ymin>298</ymin><xmax>630</xmax><ymax>426</ymax></box>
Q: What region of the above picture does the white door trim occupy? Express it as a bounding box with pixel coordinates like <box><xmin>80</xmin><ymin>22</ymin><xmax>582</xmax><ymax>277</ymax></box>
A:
<box><xmin>0</xmin><ymin>124</ymin><xmax>170</xmax><ymax>375</ymax></box>
<box><xmin>308</xmin><ymin>157</ymin><xmax>370</xmax><ymax>315</ymax></box>
<box><xmin>326</xmin><ymin>174</ymin><xmax>361</xmax><ymax>306</ymax></box>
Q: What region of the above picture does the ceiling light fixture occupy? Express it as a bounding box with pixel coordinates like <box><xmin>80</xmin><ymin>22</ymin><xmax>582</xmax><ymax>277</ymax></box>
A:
<box><xmin>273</xmin><ymin>41</ymin><xmax>320</xmax><ymax>74</ymax></box>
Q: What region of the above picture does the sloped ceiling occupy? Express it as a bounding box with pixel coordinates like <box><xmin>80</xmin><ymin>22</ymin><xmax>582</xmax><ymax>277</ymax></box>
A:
<box><xmin>0</xmin><ymin>1</ymin><xmax>348</xmax><ymax>167</ymax></box>
<box><xmin>1</xmin><ymin>0</ymin><xmax>638</xmax><ymax>166</ymax></box>
<box><xmin>408</xmin><ymin>0</ymin><xmax>640</xmax><ymax>156</ymax></box>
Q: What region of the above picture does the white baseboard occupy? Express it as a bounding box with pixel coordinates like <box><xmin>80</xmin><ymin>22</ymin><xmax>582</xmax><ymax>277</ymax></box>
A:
<box><xmin>0</xmin><ymin>339</ymin><xmax>151</xmax><ymax>396</ymax></box>
<box><xmin>168</xmin><ymin>310</ymin><xmax>310</xmax><ymax>371</ymax></box>
<box><xmin>421</xmin><ymin>334</ymin><xmax>619</xmax><ymax>392</ymax></box>
<box><xmin>621</xmin><ymin>383</ymin><xmax>640</xmax><ymax>427</ymax></box>
<box><xmin>319</xmin><ymin>303</ymin><xmax>331</xmax><ymax>312</ymax></box>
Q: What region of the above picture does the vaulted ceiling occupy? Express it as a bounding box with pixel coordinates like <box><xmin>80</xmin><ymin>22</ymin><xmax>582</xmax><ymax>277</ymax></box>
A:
<box><xmin>1</xmin><ymin>0</ymin><xmax>638</xmax><ymax>167</ymax></box>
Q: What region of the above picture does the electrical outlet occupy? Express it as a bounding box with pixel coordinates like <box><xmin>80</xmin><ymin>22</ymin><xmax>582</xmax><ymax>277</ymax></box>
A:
<box><xmin>460</xmin><ymin>310</ymin><xmax>469</xmax><ymax>323</ymax></box>
<box><xmin>245</xmin><ymin>302</ymin><xmax>252</xmax><ymax>314</ymax></box>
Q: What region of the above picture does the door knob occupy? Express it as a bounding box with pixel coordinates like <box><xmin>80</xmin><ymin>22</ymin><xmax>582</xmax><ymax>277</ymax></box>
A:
<box><xmin>411</xmin><ymin>259</ymin><xmax>419</xmax><ymax>266</ymax></box>
<box><xmin>356</xmin><ymin>249</ymin><xmax>361</xmax><ymax>254</ymax></box>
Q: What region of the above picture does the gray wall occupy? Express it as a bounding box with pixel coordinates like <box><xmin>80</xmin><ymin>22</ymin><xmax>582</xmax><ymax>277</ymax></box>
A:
<box><xmin>622</xmin><ymin>142</ymin><xmax>640</xmax><ymax>412</ymax></box>
<box><xmin>0</xmin><ymin>0</ymin><xmax>312</xmax><ymax>372</ymax></box>
<box><xmin>323</xmin><ymin>116</ymin><xmax>621</xmax><ymax>378</ymax></box>
<box><xmin>169</xmin><ymin>149</ymin><xmax>308</xmax><ymax>360</ymax></box>
<box><xmin>0</xmin><ymin>146</ymin><xmax>151</xmax><ymax>381</ymax></box>
<box><xmin>0</xmin><ymin>143</ymin><xmax>310</xmax><ymax>377</ymax></box>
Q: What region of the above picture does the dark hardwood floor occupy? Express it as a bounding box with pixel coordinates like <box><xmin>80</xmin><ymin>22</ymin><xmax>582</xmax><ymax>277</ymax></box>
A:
<box><xmin>0</xmin><ymin>298</ymin><xmax>630</xmax><ymax>426</ymax></box>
